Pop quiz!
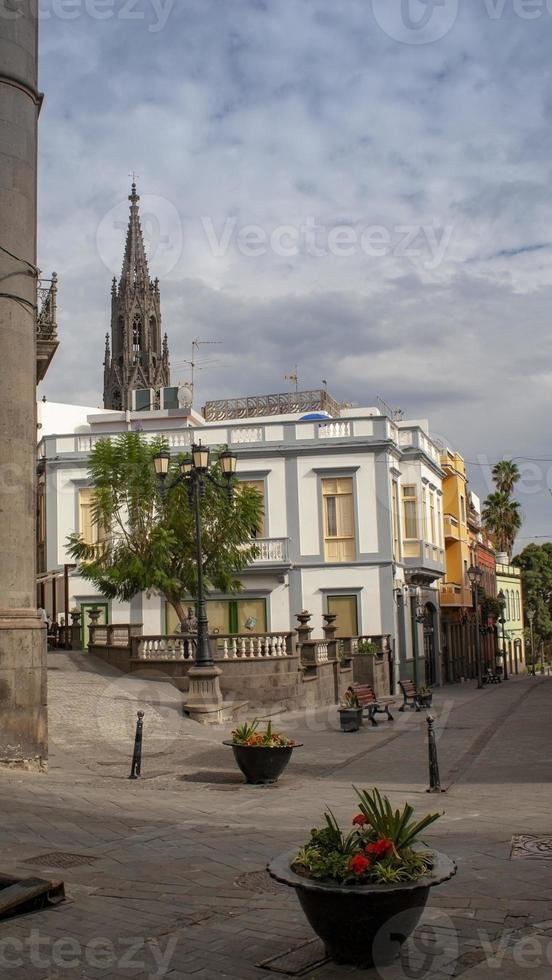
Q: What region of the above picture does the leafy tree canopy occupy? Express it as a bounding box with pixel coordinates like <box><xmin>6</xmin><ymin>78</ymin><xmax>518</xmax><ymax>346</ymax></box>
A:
<box><xmin>67</xmin><ymin>433</ymin><xmax>263</xmax><ymax>624</ymax></box>
<box><xmin>513</xmin><ymin>542</ymin><xmax>552</xmax><ymax>642</ymax></box>
<box><xmin>482</xmin><ymin>460</ymin><xmax>523</xmax><ymax>558</ymax></box>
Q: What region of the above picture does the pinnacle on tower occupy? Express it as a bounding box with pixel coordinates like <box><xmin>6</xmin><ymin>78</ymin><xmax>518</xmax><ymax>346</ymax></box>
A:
<box><xmin>120</xmin><ymin>179</ymin><xmax>150</xmax><ymax>285</ymax></box>
<box><xmin>103</xmin><ymin>179</ymin><xmax>171</xmax><ymax>411</ymax></box>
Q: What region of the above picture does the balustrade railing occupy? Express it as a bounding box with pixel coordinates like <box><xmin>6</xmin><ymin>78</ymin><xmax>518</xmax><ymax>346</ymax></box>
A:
<box><xmin>230</xmin><ymin>426</ymin><xmax>264</xmax><ymax>444</ymax></box>
<box><xmin>89</xmin><ymin>624</ymin><xmax>144</xmax><ymax>648</ymax></box>
<box><xmin>250</xmin><ymin>538</ymin><xmax>289</xmax><ymax>563</ymax></box>
<box><xmin>215</xmin><ymin>633</ymin><xmax>292</xmax><ymax>660</ymax></box>
<box><xmin>114</xmin><ymin>631</ymin><xmax>296</xmax><ymax>662</ymax></box>
<box><xmin>317</xmin><ymin>421</ymin><xmax>351</xmax><ymax>439</ymax></box>
<box><xmin>133</xmin><ymin>636</ymin><xmax>196</xmax><ymax>661</ymax></box>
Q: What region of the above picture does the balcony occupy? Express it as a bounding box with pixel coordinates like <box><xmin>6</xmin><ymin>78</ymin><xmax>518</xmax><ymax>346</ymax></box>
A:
<box><xmin>443</xmin><ymin>514</ymin><xmax>461</xmax><ymax>542</ymax></box>
<box><xmin>440</xmin><ymin>583</ymin><xmax>473</xmax><ymax>607</ymax></box>
<box><xmin>248</xmin><ymin>537</ymin><xmax>290</xmax><ymax>568</ymax></box>
<box><xmin>403</xmin><ymin>538</ymin><xmax>445</xmax><ymax>583</ymax></box>
<box><xmin>36</xmin><ymin>274</ymin><xmax>59</xmax><ymax>383</ymax></box>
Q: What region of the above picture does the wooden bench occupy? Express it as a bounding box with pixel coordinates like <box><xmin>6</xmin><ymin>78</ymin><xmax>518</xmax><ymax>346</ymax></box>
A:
<box><xmin>399</xmin><ymin>679</ymin><xmax>421</xmax><ymax>712</ymax></box>
<box><xmin>350</xmin><ymin>684</ymin><xmax>395</xmax><ymax>727</ymax></box>
<box><xmin>482</xmin><ymin>666</ymin><xmax>501</xmax><ymax>685</ymax></box>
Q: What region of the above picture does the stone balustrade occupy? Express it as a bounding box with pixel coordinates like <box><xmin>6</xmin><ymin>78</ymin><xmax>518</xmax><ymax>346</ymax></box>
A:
<box><xmin>133</xmin><ymin>636</ymin><xmax>196</xmax><ymax>661</ymax></box>
<box><xmin>89</xmin><ymin>624</ymin><xmax>143</xmax><ymax>648</ymax></box>
<box><xmin>318</xmin><ymin>421</ymin><xmax>352</xmax><ymax>439</ymax></box>
<box><xmin>216</xmin><ymin>633</ymin><xmax>292</xmax><ymax>660</ymax></box>
<box><xmin>251</xmin><ymin>538</ymin><xmax>289</xmax><ymax>563</ymax></box>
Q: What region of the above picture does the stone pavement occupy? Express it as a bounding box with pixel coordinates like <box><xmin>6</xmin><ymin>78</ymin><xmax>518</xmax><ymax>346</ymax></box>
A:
<box><xmin>0</xmin><ymin>651</ymin><xmax>552</xmax><ymax>978</ymax></box>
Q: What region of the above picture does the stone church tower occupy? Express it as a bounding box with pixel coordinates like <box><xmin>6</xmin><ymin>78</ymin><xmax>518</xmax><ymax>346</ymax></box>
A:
<box><xmin>103</xmin><ymin>182</ymin><xmax>170</xmax><ymax>410</ymax></box>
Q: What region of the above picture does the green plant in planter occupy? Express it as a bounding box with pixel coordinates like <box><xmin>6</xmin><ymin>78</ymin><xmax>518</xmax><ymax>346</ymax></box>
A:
<box><xmin>416</xmin><ymin>686</ymin><xmax>432</xmax><ymax>698</ymax></box>
<box><xmin>230</xmin><ymin>718</ymin><xmax>296</xmax><ymax>747</ymax></box>
<box><xmin>356</xmin><ymin>640</ymin><xmax>378</xmax><ymax>655</ymax></box>
<box><xmin>340</xmin><ymin>687</ymin><xmax>361</xmax><ymax>709</ymax></box>
<box><xmin>292</xmin><ymin>787</ymin><xmax>442</xmax><ymax>885</ymax></box>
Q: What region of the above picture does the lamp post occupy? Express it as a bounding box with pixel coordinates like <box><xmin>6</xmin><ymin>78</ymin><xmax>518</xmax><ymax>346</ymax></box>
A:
<box><xmin>467</xmin><ymin>565</ymin><xmax>484</xmax><ymax>689</ymax></box>
<box><xmin>497</xmin><ymin>589</ymin><xmax>509</xmax><ymax>681</ymax></box>
<box><xmin>153</xmin><ymin>442</ymin><xmax>237</xmax><ymax>717</ymax></box>
<box><xmin>527</xmin><ymin>608</ymin><xmax>536</xmax><ymax>677</ymax></box>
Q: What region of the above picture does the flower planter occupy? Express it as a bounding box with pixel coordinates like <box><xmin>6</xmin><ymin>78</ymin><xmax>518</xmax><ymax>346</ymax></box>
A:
<box><xmin>268</xmin><ymin>848</ymin><xmax>456</xmax><ymax>968</ymax></box>
<box><xmin>338</xmin><ymin>707</ymin><xmax>363</xmax><ymax>732</ymax></box>
<box><xmin>223</xmin><ymin>742</ymin><xmax>302</xmax><ymax>785</ymax></box>
<box><xmin>416</xmin><ymin>694</ymin><xmax>433</xmax><ymax>710</ymax></box>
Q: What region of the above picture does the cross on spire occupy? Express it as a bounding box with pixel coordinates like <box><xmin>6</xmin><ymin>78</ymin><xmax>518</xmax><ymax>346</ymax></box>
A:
<box><xmin>129</xmin><ymin>174</ymin><xmax>140</xmax><ymax>206</ymax></box>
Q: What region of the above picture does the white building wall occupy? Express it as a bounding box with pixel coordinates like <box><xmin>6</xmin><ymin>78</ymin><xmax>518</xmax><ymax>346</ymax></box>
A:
<box><xmin>301</xmin><ymin>566</ymin><xmax>382</xmax><ymax>634</ymax></box>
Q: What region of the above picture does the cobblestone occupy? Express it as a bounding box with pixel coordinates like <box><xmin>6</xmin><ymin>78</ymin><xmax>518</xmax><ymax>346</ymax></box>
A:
<box><xmin>0</xmin><ymin>654</ymin><xmax>550</xmax><ymax>977</ymax></box>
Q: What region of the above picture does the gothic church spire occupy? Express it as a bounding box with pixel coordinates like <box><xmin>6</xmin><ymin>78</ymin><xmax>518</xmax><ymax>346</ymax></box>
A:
<box><xmin>103</xmin><ymin>180</ymin><xmax>171</xmax><ymax>411</ymax></box>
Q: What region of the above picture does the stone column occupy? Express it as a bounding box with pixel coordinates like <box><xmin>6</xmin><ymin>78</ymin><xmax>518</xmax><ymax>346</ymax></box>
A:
<box><xmin>0</xmin><ymin>5</ymin><xmax>47</xmax><ymax>767</ymax></box>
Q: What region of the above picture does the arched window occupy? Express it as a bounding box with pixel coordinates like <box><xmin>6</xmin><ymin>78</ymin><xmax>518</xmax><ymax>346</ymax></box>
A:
<box><xmin>150</xmin><ymin>316</ymin><xmax>157</xmax><ymax>353</ymax></box>
<box><xmin>132</xmin><ymin>316</ymin><xmax>142</xmax><ymax>362</ymax></box>
<box><xmin>505</xmin><ymin>591</ymin><xmax>510</xmax><ymax>621</ymax></box>
<box><xmin>117</xmin><ymin>316</ymin><xmax>124</xmax><ymax>350</ymax></box>
<box><xmin>515</xmin><ymin>592</ymin><xmax>520</xmax><ymax>621</ymax></box>
<box><xmin>511</xmin><ymin>590</ymin><xmax>515</xmax><ymax>622</ymax></box>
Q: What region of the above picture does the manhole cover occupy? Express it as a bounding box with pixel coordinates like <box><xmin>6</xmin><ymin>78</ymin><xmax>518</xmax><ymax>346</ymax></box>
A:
<box><xmin>23</xmin><ymin>853</ymin><xmax>100</xmax><ymax>869</ymax></box>
<box><xmin>235</xmin><ymin>870</ymin><xmax>288</xmax><ymax>895</ymax></box>
<box><xmin>259</xmin><ymin>938</ymin><xmax>328</xmax><ymax>975</ymax></box>
<box><xmin>511</xmin><ymin>835</ymin><xmax>552</xmax><ymax>860</ymax></box>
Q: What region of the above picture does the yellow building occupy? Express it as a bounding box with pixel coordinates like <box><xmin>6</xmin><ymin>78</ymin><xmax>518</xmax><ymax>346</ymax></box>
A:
<box><xmin>496</xmin><ymin>558</ymin><xmax>526</xmax><ymax>675</ymax></box>
<box><xmin>439</xmin><ymin>449</ymin><xmax>484</xmax><ymax>683</ymax></box>
<box><xmin>440</xmin><ymin>450</ymin><xmax>472</xmax><ymax>613</ymax></box>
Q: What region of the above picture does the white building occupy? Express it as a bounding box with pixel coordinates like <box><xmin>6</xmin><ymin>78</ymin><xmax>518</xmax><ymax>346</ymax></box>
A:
<box><xmin>37</xmin><ymin>390</ymin><xmax>445</xmax><ymax>686</ymax></box>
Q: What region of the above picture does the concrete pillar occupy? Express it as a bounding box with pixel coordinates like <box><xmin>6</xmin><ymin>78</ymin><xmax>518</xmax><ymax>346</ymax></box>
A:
<box><xmin>0</xmin><ymin>4</ymin><xmax>47</xmax><ymax>767</ymax></box>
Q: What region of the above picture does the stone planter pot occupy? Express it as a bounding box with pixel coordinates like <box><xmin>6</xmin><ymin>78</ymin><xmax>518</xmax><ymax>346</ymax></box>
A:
<box><xmin>223</xmin><ymin>742</ymin><xmax>302</xmax><ymax>785</ymax></box>
<box><xmin>416</xmin><ymin>694</ymin><xmax>433</xmax><ymax>710</ymax></box>
<box><xmin>338</xmin><ymin>708</ymin><xmax>363</xmax><ymax>732</ymax></box>
<box><xmin>268</xmin><ymin>848</ymin><xmax>456</xmax><ymax>968</ymax></box>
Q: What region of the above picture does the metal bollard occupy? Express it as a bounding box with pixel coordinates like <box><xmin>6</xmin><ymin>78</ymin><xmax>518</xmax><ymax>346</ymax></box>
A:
<box><xmin>129</xmin><ymin>711</ymin><xmax>144</xmax><ymax>780</ymax></box>
<box><xmin>426</xmin><ymin>715</ymin><xmax>444</xmax><ymax>794</ymax></box>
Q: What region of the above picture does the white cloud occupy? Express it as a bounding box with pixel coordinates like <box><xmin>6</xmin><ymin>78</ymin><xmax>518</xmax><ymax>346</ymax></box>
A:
<box><xmin>37</xmin><ymin>0</ymin><xmax>552</xmax><ymax>543</ymax></box>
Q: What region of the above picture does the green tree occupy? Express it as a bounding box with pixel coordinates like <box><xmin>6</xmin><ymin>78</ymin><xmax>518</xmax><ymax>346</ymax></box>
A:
<box><xmin>67</xmin><ymin>433</ymin><xmax>263</xmax><ymax>624</ymax></box>
<box><xmin>482</xmin><ymin>491</ymin><xmax>522</xmax><ymax>558</ymax></box>
<box><xmin>513</xmin><ymin>542</ymin><xmax>552</xmax><ymax>646</ymax></box>
<box><xmin>491</xmin><ymin>460</ymin><xmax>520</xmax><ymax>496</ymax></box>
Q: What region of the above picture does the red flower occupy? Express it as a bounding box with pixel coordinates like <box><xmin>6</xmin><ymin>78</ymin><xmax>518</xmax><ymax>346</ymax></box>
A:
<box><xmin>352</xmin><ymin>813</ymin><xmax>367</xmax><ymax>827</ymax></box>
<box><xmin>366</xmin><ymin>837</ymin><xmax>393</xmax><ymax>858</ymax></box>
<box><xmin>348</xmin><ymin>854</ymin><xmax>370</xmax><ymax>875</ymax></box>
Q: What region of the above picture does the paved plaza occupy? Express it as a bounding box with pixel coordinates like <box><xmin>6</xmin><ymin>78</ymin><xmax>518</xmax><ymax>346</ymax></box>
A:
<box><xmin>0</xmin><ymin>652</ymin><xmax>551</xmax><ymax>978</ymax></box>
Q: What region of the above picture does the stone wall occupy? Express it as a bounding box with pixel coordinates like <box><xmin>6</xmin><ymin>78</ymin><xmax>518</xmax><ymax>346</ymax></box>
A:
<box><xmin>90</xmin><ymin>643</ymin><xmax>353</xmax><ymax>713</ymax></box>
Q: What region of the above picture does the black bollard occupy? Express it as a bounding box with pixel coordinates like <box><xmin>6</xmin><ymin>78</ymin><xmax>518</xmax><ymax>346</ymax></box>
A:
<box><xmin>426</xmin><ymin>715</ymin><xmax>444</xmax><ymax>794</ymax></box>
<box><xmin>129</xmin><ymin>711</ymin><xmax>144</xmax><ymax>780</ymax></box>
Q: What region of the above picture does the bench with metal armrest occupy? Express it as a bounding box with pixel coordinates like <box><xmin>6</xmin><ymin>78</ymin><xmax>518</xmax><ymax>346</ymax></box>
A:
<box><xmin>350</xmin><ymin>683</ymin><xmax>395</xmax><ymax>727</ymax></box>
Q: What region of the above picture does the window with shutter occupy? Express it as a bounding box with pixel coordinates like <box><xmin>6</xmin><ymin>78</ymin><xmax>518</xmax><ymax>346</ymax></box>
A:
<box><xmin>322</xmin><ymin>477</ymin><xmax>356</xmax><ymax>562</ymax></box>
<box><xmin>237</xmin><ymin>479</ymin><xmax>266</xmax><ymax>537</ymax></box>
<box><xmin>79</xmin><ymin>489</ymin><xmax>107</xmax><ymax>548</ymax></box>
<box><xmin>402</xmin><ymin>485</ymin><xmax>418</xmax><ymax>540</ymax></box>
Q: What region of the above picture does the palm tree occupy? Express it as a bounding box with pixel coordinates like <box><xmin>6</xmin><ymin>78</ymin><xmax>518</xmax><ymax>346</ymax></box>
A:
<box><xmin>492</xmin><ymin>460</ymin><xmax>520</xmax><ymax>496</ymax></box>
<box><xmin>482</xmin><ymin>492</ymin><xmax>522</xmax><ymax>558</ymax></box>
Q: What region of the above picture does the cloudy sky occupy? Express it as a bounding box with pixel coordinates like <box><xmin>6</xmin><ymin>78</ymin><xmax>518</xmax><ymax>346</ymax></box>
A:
<box><xmin>37</xmin><ymin>0</ymin><xmax>552</xmax><ymax>544</ymax></box>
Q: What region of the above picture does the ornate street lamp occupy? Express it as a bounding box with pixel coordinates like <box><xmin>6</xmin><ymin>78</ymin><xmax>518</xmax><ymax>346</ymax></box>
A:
<box><xmin>154</xmin><ymin>441</ymin><xmax>237</xmax><ymax>668</ymax></box>
<box><xmin>467</xmin><ymin>564</ymin><xmax>484</xmax><ymax>689</ymax></box>
<box><xmin>497</xmin><ymin>589</ymin><xmax>509</xmax><ymax>681</ymax></box>
<box><xmin>527</xmin><ymin>608</ymin><xmax>536</xmax><ymax>677</ymax></box>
